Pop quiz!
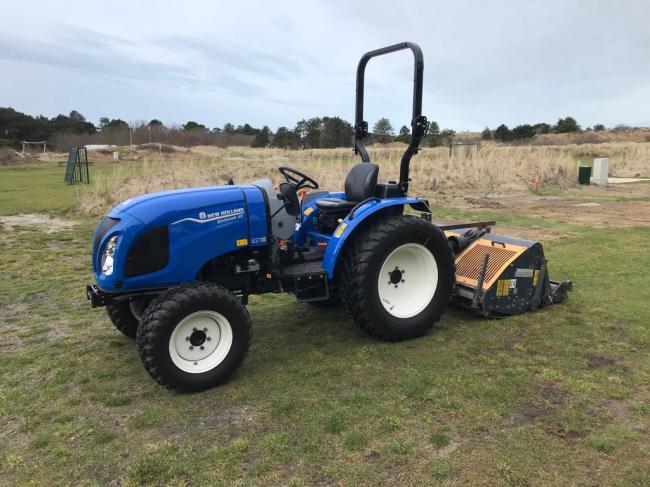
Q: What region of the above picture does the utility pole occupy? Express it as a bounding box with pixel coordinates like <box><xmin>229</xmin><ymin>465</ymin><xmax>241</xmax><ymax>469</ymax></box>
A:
<box><xmin>129</xmin><ymin>125</ymin><xmax>134</xmax><ymax>160</ymax></box>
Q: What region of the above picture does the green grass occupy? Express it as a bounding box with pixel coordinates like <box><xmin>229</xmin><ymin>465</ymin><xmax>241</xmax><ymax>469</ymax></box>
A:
<box><xmin>0</xmin><ymin>164</ymin><xmax>649</xmax><ymax>485</ymax></box>
<box><xmin>0</xmin><ymin>162</ymin><xmax>134</xmax><ymax>216</ymax></box>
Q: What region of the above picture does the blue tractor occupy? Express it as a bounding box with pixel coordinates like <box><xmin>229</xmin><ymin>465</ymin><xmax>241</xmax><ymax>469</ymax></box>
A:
<box><xmin>87</xmin><ymin>42</ymin><xmax>571</xmax><ymax>392</ymax></box>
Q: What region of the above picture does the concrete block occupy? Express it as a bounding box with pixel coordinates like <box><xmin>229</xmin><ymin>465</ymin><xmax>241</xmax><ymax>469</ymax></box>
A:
<box><xmin>592</xmin><ymin>158</ymin><xmax>609</xmax><ymax>186</ymax></box>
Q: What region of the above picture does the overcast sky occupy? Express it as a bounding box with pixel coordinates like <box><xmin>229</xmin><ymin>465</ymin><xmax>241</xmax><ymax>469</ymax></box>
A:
<box><xmin>1</xmin><ymin>0</ymin><xmax>649</xmax><ymax>131</ymax></box>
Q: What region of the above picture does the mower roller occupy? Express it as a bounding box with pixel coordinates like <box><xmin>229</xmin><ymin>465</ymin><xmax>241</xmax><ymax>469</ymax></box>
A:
<box><xmin>86</xmin><ymin>42</ymin><xmax>572</xmax><ymax>392</ymax></box>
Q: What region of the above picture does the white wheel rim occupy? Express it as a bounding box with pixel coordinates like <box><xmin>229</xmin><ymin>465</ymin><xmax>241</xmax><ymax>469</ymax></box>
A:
<box><xmin>168</xmin><ymin>310</ymin><xmax>233</xmax><ymax>374</ymax></box>
<box><xmin>377</xmin><ymin>243</ymin><xmax>438</xmax><ymax>319</ymax></box>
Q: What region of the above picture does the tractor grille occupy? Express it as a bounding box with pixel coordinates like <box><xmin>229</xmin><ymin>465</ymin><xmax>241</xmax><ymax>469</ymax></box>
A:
<box><xmin>125</xmin><ymin>225</ymin><xmax>169</xmax><ymax>277</ymax></box>
<box><xmin>455</xmin><ymin>243</ymin><xmax>518</xmax><ymax>288</ymax></box>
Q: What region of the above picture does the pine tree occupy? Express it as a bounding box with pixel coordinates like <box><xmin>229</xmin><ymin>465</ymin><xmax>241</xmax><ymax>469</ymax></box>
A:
<box><xmin>372</xmin><ymin>118</ymin><xmax>394</xmax><ymax>143</ymax></box>
<box><xmin>396</xmin><ymin>125</ymin><xmax>411</xmax><ymax>143</ymax></box>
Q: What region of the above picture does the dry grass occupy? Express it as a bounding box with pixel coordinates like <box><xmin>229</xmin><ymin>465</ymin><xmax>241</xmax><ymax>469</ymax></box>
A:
<box><xmin>77</xmin><ymin>142</ymin><xmax>650</xmax><ymax>216</ymax></box>
<box><xmin>0</xmin><ymin>148</ymin><xmax>20</xmax><ymax>166</ymax></box>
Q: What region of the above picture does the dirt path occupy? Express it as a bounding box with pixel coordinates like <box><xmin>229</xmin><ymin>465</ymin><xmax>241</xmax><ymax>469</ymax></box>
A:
<box><xmin>455</xmin><ymin>183</ymin><xmax>650</xmax><ymax>228</ymax></box>
<box><xmin>519</xmin><ymin>199</ymin><xmax>650</xmax><ymax>227</ymax></box>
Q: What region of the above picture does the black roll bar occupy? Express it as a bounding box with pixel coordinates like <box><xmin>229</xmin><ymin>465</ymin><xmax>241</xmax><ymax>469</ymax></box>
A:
<box><xmin>354</xmin><ymin>42</ymin><xmax>428</xmax><ymax>196</ymax></box>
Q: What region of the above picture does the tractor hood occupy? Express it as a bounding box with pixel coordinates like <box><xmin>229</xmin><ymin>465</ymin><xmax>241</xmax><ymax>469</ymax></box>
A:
<box><xmin>95</xmin><ymin>183</ymin><xmax>269</xmax><ymax>293</ymax></box>
<box><xmin>109</xmin><ymin>185</ymin><xmax>247</xmax><ymax>225</ymax></box>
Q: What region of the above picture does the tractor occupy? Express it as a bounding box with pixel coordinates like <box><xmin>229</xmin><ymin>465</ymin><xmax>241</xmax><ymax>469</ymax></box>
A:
<box><xmin>87</xmin><ymin>42</ymin><xmax>571</xmax><ymax>392</ymax></box>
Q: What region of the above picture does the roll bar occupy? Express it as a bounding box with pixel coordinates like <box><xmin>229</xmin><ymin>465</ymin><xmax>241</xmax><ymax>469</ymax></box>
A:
<box><xmin>354</xmin><ymin>42</ymin><xmax>429</xmax><ymax>196</ymax></box>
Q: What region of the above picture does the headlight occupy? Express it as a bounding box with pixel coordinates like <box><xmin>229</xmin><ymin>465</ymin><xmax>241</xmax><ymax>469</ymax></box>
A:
<box><xmin>101</xmin><ymin>236</ymin><xmax>118</xmax><ymax>275</ymax></box>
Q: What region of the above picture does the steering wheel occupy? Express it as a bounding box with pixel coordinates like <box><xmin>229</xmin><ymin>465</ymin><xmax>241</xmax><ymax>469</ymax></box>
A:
<box><xmin>278</xmin><ymin>166</ymin><xmax>319</xmax><ymax>190</ymax></box>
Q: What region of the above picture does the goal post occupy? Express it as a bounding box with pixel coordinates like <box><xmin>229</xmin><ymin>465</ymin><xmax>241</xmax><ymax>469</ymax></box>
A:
<box><xmin>64</xmin><ymin>147</ymin><xmax>90</xmax><ymax>184</ymax></box>
<box><xmin>20</xmin><ymin>140</ymin><xmax>48</xmax><ymax>158</ymax></box>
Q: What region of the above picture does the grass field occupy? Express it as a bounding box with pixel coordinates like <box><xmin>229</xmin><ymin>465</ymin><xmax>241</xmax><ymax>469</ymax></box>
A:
<box><xmin>1</xmin><ymin>155</ymin><xmax>649</xmax><ymax>486</ymax></box>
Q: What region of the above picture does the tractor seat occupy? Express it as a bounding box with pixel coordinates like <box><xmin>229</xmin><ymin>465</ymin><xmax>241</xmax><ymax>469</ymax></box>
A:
<box><xmin>315</xmin><ymin>163</ymin><xmax>379</xmax><ymax>212</ymax></box>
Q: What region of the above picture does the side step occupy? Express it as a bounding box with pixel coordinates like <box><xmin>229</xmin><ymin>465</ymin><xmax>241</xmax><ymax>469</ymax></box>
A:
<box><xmin>279</xmin><ymin>261</ymin><xmax>330</xmax><ymax>303</ymax></box>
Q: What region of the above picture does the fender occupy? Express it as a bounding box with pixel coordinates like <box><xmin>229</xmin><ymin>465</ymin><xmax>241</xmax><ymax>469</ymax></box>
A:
<box><xmin>322</xmin><ymin>197</ymin><xmax>430</xmax><ymax>278</ymax></box>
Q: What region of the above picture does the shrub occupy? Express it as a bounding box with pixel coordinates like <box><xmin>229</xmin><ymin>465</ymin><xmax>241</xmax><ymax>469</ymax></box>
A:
<box><xmin>494</xmin><ymin>124</ymin><xmax>511</xmax><ymax>142</ymax></box>
<box><xmin>556</xmin><ymin>116</ymin><xmax>581</xmax><ymax>133</ymax></box>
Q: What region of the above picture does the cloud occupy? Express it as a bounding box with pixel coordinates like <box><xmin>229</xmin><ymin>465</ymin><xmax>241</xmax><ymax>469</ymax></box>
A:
<box><xmin>0</xmin><ymin>27</ymin><xmax>267</xmax><ymax>97</ymax></box>
<box><xmin>0</xmin><ymin>0</ymin><xmax>649</xmax><ymax>129</ymax></box>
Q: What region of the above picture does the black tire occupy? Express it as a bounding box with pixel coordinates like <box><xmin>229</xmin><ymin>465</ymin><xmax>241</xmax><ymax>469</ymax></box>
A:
<box><xmin>338</xmin><ymin>215</ymin><xmax>455</xmax><ymax>341</ymax></box>
<box><xmin>136</xmin><ymin>282</ymin><xmax>251</xmax><ymax>392</ymax></box>
<box><xmin>106</xmin><ymin>299</ymin><xmax>150</xmax><ymax>339</ymax></box>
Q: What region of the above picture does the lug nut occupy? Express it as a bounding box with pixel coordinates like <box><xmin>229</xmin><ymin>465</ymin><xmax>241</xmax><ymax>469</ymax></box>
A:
<box><xmin>200</xmin><ymin>346</ymin><xmax>204</xmax><ymax>350</ymax></box>
<box><xmin>401</xmin><ymin>279</ymin><xmax>405</xmax><ymax>283</ymax></box>
<box><xmin>394</xmin><ymin>285</ymin><xmax>398</xmax><ymax>288</ymax></box>
<box><xmin>203</xmin><ymin>327</ymin><xmax>207</xmax><ymax>332</ymax></box>
<box><xmin>185</xmin><ymin>336</ymin><xmax>190</xmax><ymax>341</ymax></box>
<box><xmin>189</xmin><ymin>346</ymin><xmax>194</xmax><ymax>350</ymax></box>
<box><xmin>192</xmin><ymin>327</ymin><xmax>197</xmax><ymax>332</ymax></box>
<box><xmin>207</xmin><ymin>337</ymin><xmax>212</xmax><ymax>341</ymax></box>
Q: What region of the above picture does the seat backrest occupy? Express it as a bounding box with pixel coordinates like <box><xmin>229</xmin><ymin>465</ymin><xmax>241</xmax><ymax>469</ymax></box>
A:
<box><xmin>344</xmin><ymin>163</ymin><xmax>379</xmax><ymax>201</ymax></box>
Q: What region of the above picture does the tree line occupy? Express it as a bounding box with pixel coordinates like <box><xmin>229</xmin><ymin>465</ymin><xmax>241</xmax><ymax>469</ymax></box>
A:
<box><xmin>481</xmin><ymin>117</ymin><xmax>606</xmax><ymax>142</ymax></box>
<box><xmin>0</xmin><ymin>106</ymin><xmax>460</xmax><ymax>150</ymax></box>
<box><xmin>2</xmin><ymin>106</ymin><xmax>610</xmax><ymax>151</ymax></box>
<box><xmin>0</xmin><ymin>107</ymin><xmax>97</xmax><ymax>148</ymax></box>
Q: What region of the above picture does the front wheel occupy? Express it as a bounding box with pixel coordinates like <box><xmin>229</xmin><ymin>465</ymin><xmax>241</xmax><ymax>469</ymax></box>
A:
<box><xmin>339</xmin><ymin>216</ymin><xmax>455</xmax><ymax>341</ymax></box>
<box><xmin>106</xmin><ymin>299</ymin><xmax>151</xmax><ymax>339</ymax></box>
<box><xmin>136</xmin><ymin>282</ymin><xmax>252</xmax><ymax>392</ymax></box>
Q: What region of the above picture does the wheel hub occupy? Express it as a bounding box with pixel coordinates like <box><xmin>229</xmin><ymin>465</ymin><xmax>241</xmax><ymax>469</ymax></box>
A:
<box><xmin>168</xmin><ymin>310</ymin><xmax>233</xmax><ymax>373</ymax></box>
<box><xmin>389</xmin><ymin>267</ymin><xmax>404</xmax><ymax>285</ymax></box>
<box><xmin>189</xmin><ymin>330</ymin><xmax>207</xmax><ymax>346</ymax></box>
<box><xmin>377</xmin><ymin>243</ymin><xmax>438</xmax><ymax>319</ymax></box>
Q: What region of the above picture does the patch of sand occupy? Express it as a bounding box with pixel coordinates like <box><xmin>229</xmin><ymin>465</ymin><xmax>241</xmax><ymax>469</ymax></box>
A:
<box><xmin>0</xmin><ymin>214</ymin><xmax>77</xmax><ymax>232</ymax></box>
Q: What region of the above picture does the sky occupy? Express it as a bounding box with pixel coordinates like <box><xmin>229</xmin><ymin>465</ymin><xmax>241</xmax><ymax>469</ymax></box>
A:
<box><xmin>1</xmin><ymin>0</ymin><xmax>649</xmax><ymax>132</ymax></box>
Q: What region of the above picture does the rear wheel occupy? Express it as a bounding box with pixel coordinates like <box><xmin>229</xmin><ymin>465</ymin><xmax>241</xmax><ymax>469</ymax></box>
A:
<box><xmin>136</xmin><ymin>282</ymin><xmax>251</xmax><ymax>392</ymax></box>
<box><xmin>339</xmin><ymin>216</ymin><xmax>455</xmax><ymax>341</ymax></box>
<box><xmin>106</xmin><ymin>299</ymin><xmax>150</xmax><ymax>339</ymax></box>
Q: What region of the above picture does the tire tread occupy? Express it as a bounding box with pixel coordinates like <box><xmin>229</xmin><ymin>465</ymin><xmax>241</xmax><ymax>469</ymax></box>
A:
<box><xmin>136</xmin><ymin>281</ymin><xmax>252</xmax><ymax>392</ymax></box>
<box><xmin>338</xmin><ymin>215</ymin><xmax>455</xmax><ymax>341</ymax></box>
<box><xmin>106</xmin><ymin>303</ymin><xmax>139</xmax><ymax>339</ymax></box>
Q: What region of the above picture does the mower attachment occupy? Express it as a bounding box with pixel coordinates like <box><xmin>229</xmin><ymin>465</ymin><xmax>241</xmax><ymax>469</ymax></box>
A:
<box><xmin>444</xmin><ymin>225</ymin><xmax>572</xmax><ymax>317</ymax></box>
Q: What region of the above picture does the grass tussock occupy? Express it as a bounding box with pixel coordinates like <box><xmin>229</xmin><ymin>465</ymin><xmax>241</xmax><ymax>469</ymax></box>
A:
<box><xmin>76</xmin><ymin>142</ymin><xmax>650</xmax><ymax>216</ymax></box>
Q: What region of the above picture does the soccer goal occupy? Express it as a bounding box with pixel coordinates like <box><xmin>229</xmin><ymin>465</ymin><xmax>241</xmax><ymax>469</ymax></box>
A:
<box><xmin>20</xmin><ymin>140</ymin><xmax>49</xmax><ymax>159</ymax></box>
